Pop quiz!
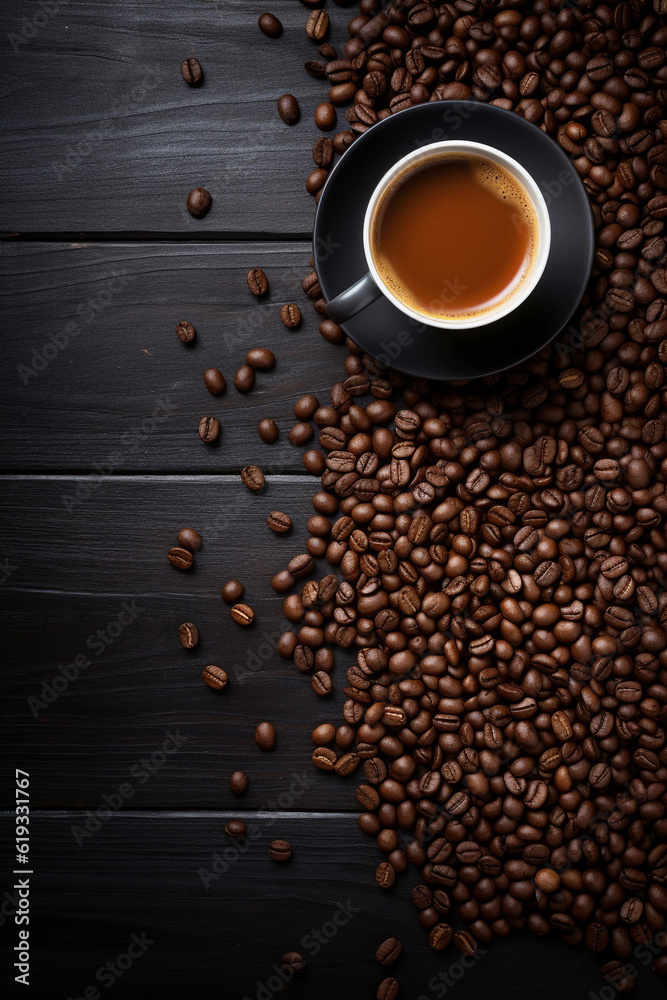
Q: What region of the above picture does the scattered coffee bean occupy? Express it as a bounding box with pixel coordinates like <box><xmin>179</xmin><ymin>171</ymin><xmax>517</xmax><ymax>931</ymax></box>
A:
<box><xmin>202</xmin><ymin>665</ymin><xmax>228</xmax><ymax>690</ymax></box>
<box><xmin>241</xmin><ymin>465</ymin><xmax>265</xmax><ymax>491</ymax></box>
<box><xmin>375</xmin><ymin>862</ymin><xmax>395</xmax><ymax>889</ymax></box>
<box><xmin>312</xmin><ymin>746</ymin><xmax>337</xmax><ymax>770</ymax></box>
<box><xmin>255</xmin><ymin>721</ymin><xmax>277</xmax><ymax>751</ymax></box>
<box><xmin>221</xmin><ymin>580</ymin><xmax>244</xmax><ymax>604</ymax></box>
<box><xmin>167</xmin><ymin>546</ymin><xmax>193</xmax><ymax>570</ymax></box>
<box><xmin>176</xmin><ymin>320</ymin><xmax>196</xmax><ymax>344</ymax></box>
<box><xmin>289</xmin><ymin>421</ymin><xmax>314</xmax><ymax>446</ymax></box>
<box><xmin>314</xmin><ymin>102</ymin><xmax>336</xmax><ymax>131</ymax></box>
<box><xmin>277</xmin><ymin>94</ymin><xmax>300</xmax><ymax>125</ymax></box>
<box><xmin>176</xmin><ymin>527</ymin><xmax>202</xmax><ymax>552</ymax></box>
<box><xmin>225</xmin><ymin>819</ymin><xmax>246</xmax><ymax>837</ymax></box>
<box><xmin>294</xmin><ymin>395</ymin><xmax>319</xmax><ymax>420</ymax></box>
<box><xmin>282</xmin><ymin>952</ymin><xmax>305</xmax><ymax>972</ymax></box>
<box><xmin>313</xmin><ymin>137</ymin><xmax>333</xmax><ymax>167</ymax></box>
<box><xmin>198</xmin><ymin>416</ymin><xmax>220</xmax><ymax>443</ymax></box>
<box><xmin>311</xmin><ymin>723</ymin><xmax>335</xmax><ymax>745</ymax></box>
<box><xmin>247</xmin><ymin>268</ymin><xmax>268</xmax><ymax>297</ymax></box>
<box><xmin>178</xmin><ymin>622</ymin><xmax>198</xmax><ymax>649</ymax></box>
<box><xmin>377</xmin><ymin>979</ymin><xmax>399</xmax><ymax>1000</ymax></box>
<box><xmin>280</xmin><ymin>303</ymin><xmax>301</xmax><ymax>328</ymax></box>
<box><xmin>269</xmin><ymin>839</ymin><xmax>292</xmax><ymax>861</ymax></box>
<box><xmin>258</xmin><ymin>418</ymin><xmax>279</xmax><ymax>444</ymax></box>
<box><xmin>203</xmin><ymin>368</ymin><xmax>226</xmax><ymax>395</ymax></box>
<box><xmin>258</xmin><ymin>12</ymin><xmax>282</xmax><ymax>38</ymax></box>
<box><xmin>376</xmin><ymin>938</ymin><xmax>402</xmax><ymax>966</ymax></box>
<box><xmin>180</xmin><ymin>58</ymin><xmax>202</xmax><ymax>85</ymax></box>
<box><xmin>231</xmin><ymin>603</ymin><xmax>254</xmax><ymax>626</ymax></box>
<box><xmin>234</xmin><ymin>365</ymin><xmax>256</xmax><ymax>393</ymax></box>
<box><xmin>186</xmin><ymin>187</ymin><xmax>212</xmax><ymax>218</ymax></box>
<box><xmin>267</xmin><ymin>510</ymin><xmax>292</xmax><ymax>533</ymax></box>
<box><xmin>453</xmin><ymin>931</ymin><xmax>477</xmax><ymax>957</ymax></box>
<box><xmin>229</xmin><ymin>771</ymin><xmax>248</xmax><ymax>796</ymax></box>
<box><xmin>429</xmin><ymin>924</ymin><xmax>452</xmax><ymax>951</ymax></box>
<box><xmin>303</xmin><ymin>449</ymin><xmax>326</xmax><ymax>475</ymax></box>
<box><xmin>306</xmin><ymin>9</ymin><xmax>328</xmax><ymax>41</ymax></box>
<box><xmin>246</xmin><ymin>347</ymin><xmax>275</xmax><ymax>370</ymax></box>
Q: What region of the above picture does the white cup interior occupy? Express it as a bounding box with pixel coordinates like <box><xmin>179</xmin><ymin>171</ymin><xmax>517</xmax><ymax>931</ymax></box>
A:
<box><xmin>363</xmin><ymin>140</ymin><xmax>551</xmax><ymax>330</ymax></box>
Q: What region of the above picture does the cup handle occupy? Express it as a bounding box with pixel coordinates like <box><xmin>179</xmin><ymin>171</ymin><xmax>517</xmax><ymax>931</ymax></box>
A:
<box><xmin>325</xmin><ymin>272</ymin><xmax>381</xmax><ymax>324</ymax></box>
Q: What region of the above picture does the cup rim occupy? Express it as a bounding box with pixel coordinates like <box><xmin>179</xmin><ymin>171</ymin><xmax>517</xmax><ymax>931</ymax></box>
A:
<box><xmin>362</xmin><ymin>139</ymin><xmax>552</xmax><ymax>331</ymax></box>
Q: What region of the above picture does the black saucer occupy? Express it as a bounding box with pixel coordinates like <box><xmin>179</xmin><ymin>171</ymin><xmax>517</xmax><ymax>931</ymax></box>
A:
<box><xmin>313</xmin><ymin>101</ymin><xmax>594</xmax><ymax>380</ymax></box>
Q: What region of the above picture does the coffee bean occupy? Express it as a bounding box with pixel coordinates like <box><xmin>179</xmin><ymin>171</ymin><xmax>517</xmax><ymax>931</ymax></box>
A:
<box><xmin>314</xmin><ymin>102</ymin><xmax>337</xmax><ymax>131</ymax></box>
<box><xmin>246</xmin><ymin>347</ymin><xmax>275</xmax><ymax>370</ymax></box>
<box><xmin>269</xmin><ymin>839</ymin><xmax>292</xmax><ymax>861</ymax></box>
<box><xmin>241</xmin><ymin>465</ymin><xmax>265</xmax><ymax>491</ymax></box>
<box><xmin>231</xmin><ymin>603</ymin><xmax>254</xmax><ymax>626</ymax></box>
<box><xmin>312</xmin><ymin>746</ymin><xmax>337</xmax><ymax>770</ymax></box>
<box><xmin>313</xmin><ymin>137</ymin><xmax>333</xmax><ymax>167</ymax></box>
<box><xmin>376</xmin><ymin>937</ymin><xmax>402</xmax><ymax>966</ymax></box>
<box><xmin>282</xmin><ymin>952</ymin><xmax>305</xmax><ymax>972</ymax></box>
<box><xmin>429</xmin><ymin>923</ymin><xmax>452</xmax><ymax>951</ymax></box>
<box><xmin>176</xmin><ymin>320</ymin><xmax>196</xmax><ymax>344</ymax></box>
<box><xmin>234</xmin><ymin>365</ymin><xmax>256</xmax><ymax>393</ymax></box>
<box><xmin>376</xmin><ymin>862</ymin><xmax>395</xmax><ymax>888</ymax></box>
<box><xmin>255</xmin><ymin>721</ymin><xmax>277</xmax><ymax>751</ymax></box>
<box><xmin>180</xmin><ymin>58</ymin><xmax>202</xmax><ymax>85</ymax></box>
<box><xmin>277</xmin><ymin>94</ymin><xmax>300</xmax><ymax>125</ymax></box>
<box><xmin>258</xmin><ymin>12</ymin><xmax>282</xmax><ymax>38</ymax></box>
<box><xmin>247</xmin><ymin>268</ymin><xmax>268</xmax><ymax>297</ymax></box>
<box><xmin>221</xmin><ymin>580</ymin><xmax>244</xmax><ymax>604</ymax></box>
<box><xmin>203</xmin><ymin>368</ymin><xmax>226</xmax><ymax>395</ymax></box>
<box><xmin>225</xmin><ymin>819</ymin><xmax>246</xmax><ymax>837</ymax></box>
<box><xmin>186</xmin><ymin>188</ymin><xmax>212</xmax><ymax>218</ymax></box>
<box><xmin>202</xmin><ymin>665</ymin><xmax>228</xmax><ymax>690</ymax></box>
<box><xmin>289</xmin><ymin>422</ymin><xmax>314</xmax><ymax>446</ymax></box>
<box><xmin>229</xmin><ymin>771</ymin><xmax>248</xmax><ymax>796</ymax></box>
<box><xmin>258</xmin><ymin>418</ymin><xmax>279</xmax><ymax>443</ymax></box>
<box><xmin>306</xmin><ymin>10</ymin><xmax>329</xmax><ymax>41</ymax></box>
<box><xmin>198</xmin><ymin>416</ymin><xmax>220</xmax><ymax>443</ymax></box>
<box><xmin>177</xmin><ymin>527</ymin><xmax>202</xmax><ymax>552</ymax></box>
<box><xmin>280</xmin><ymin>303</ymin><xmax>302</xmax><ymax>328</ymax></box>
<box><xmin>178</xmin><ymin>622</ymin><xmax>198</xmax><ymax>648</ymax></box>
<box><xmin>377</xmin><ymin>977</ymin><xmax>399</xmax><ymax>1000</ymax></box>
<box><xmin>168</xmin><ymin>546</ymin><xmax>193</xmax><ymax>570</ymax></box>
<box><xmin>267</xmin><ymin>510</ymin><xmax>292</xmax><ymax>533</ymax></box>
<box><xmin>453</xmin><ymin>931</ymin><xmax>477</xmax><ymax>957</ymax></box>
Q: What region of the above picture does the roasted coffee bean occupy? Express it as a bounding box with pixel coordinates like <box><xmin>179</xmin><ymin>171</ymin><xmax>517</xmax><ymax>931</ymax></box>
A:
<box><xmin>221</xmin><ymin>580</ymin><xmax>244</xmax><ymax>604</ymax></box>
<box><xmin>269</xmin><ymin>839</ymin><xmax>292</xmax><ymax>861</ymax></box>
<box><xmin>277</xmin><ymin>94</ymin><xmax>300</xmax><ymax>125</ymax></box>
<box><xmin>235</xmin><ymin>365</ymin><xmax>256</xmax><ymax>393</ymax></box>
<box><xmin>186</xmin><ymin>187</ymin><xmax>212</xmax><ymax>218</ymax></box>
<box><xmin>282</xmin><ymin>952</ymin><xmax>305</xmax><ymax>972</ymax></box>
<box><xmin>202</xmin><ymin>665</ymin><xmax>228</xmax><ymax>690</ymax></box>
<box><xmin>231</xmin><ymin>603</ymin><xmax>254</xmax><ymax>625</ymax></box>
<box><xmin>312</xmin><ymin>746</ymin><xmax>337</xmax><ymax>770</ymax></box>
<box><xmin>376</xmin><ymin>862</ymin><xmax>395</xmax><ymax>888</ymax></box>
<box><xmin>306</xmin><ymin>10</ymin><xmax>329</xmax><ymax>41</ymax></box>
<box><xmin>289</xmin><ymin>421</ymin><xmax>314</xmax><ymax>446</ymax></box>
<box><xmin>376</xmin><ymin>937</ymin><xmax>402</xmax><ymax>966</ymax></box>
<box><xmin>203</xmin><ymin>368</ymin><xmax>226</xmax><ymax>395</ymax></box>
<box><xmin>247</xmin><ymin>268</ymin><xmax>268</xmax><ymax>297</ymax></box>
<box><xmin>453</xmin><ymin>931</ymin><xmax>477</xmax><ymax>957</ymax></box>
<box><xmin>267</xmin><ymin>510</ymin><xmax>292</xmax><ymax>533</ymax></box>
<box><xmin>313</xmin><ymin>137</ymin><xmax>333</xmax><ymax>167</ymax></box>
<box><xmin>377</xmin><ymin>977</ymin><xmax>399</xmax><ymax>1000</ymax></box>
<box><xmin>258</xmin><ymin>12</ymin><xmax>282</xmax><ymax>38</ymax></box>
<box><xmin>229</xmin><ymin>771</ymin><xmax>248</xmax><ymax>795</ymax></box>
<box><xmin>241</xmin><ymin>465</ymin><xmax>265</xmax><ymax>491</ymax></box>
<box><xmin>180</xmin><ymin>58</ymin><xmax>203</xmax><ymax>85</ymax></box>
<box><xmin>280</xmin><ymin>303</ymin><xmax>302</xmax><ymax>328</ymax></box>
<box><xmin>258</xmin><ymin>418</ymin><xmax>279</xmax><ymax>443</ymax></box>
<box><xmin>247</xmin><ymin>347</ymin><xmax>275</xmax><ymax>370</ymax></box>
<box><xmin>314</xmin><ymin>102</ymin><xmax>337</xmax><ymax>131</ymax></box>
<box><xmin>175</xmin><ymin>320</ymin><xmax>196</xmax><ymax>344</ymax></box>
<box><xmin>255</xmin><ymin>721</ymin><xmax>277</xmax><ymax>751</ymax></box>
<box><xmin>178</xmin><ymin>622</ymin><xmax>198</xmax><ymax>648</ymax></box>
<box><xmin>198</xmin><ymin>416</ymin><xmax>220</xmax><ymax>443</ymax></box>
<box><xmin>168</xmin><ymin>546</ymin><xmax>193</xmax><ymax>570</ymax></box>
<box><xmin>225</xmin><ymin>819</ymin><xmax>246</xmax><ymax>837</ymax></box>
<box><xmin>429</xmin><ymin>923</ymin><xmax>453</xmax><ymax>951</ymax></box>
<box><xmin>177</xmin><ymin>527</ymin><xmax>202</xmax><ymax>552</ymax></box>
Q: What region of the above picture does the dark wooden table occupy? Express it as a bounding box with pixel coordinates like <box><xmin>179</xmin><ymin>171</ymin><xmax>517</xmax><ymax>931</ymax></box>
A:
<box><xmin>1</xmin><ymin>3</ymin><xmax>663</xmax><ymax>998</ymax></box>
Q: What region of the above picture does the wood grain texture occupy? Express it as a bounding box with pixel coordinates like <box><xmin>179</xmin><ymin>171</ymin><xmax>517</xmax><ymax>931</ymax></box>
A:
<box><xmin>0</xmin><ymin>242</ymin><xmax>346</xmax><ymax>472</ymax></box>
<box><xmin>1</xmin><ymin>811</ymin><xmax>663</xmax><ymax>1000</ymax></box>
<box><xmin>0</xmin><ymin>0</ymin><xmax>342</xmax><ymax>233</ymax></box>
<box><xmin>0</xmin><ymin>475</ymin><xmax>360</xmax><ymax>809</ymax></box>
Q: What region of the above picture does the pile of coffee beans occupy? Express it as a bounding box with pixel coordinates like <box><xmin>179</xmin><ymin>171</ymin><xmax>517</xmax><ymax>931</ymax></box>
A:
<box><xmin>258</xmin><ymin>0</ymin><xmax>667</xmax><ymax>988</ymax></box>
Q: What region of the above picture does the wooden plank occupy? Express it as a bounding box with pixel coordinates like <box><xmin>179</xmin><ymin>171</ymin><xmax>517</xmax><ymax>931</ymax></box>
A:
<box><xmin>0</xmin><ymin>1</ymin><xmax>339</xmax><ymax>233</ymax></box>
<box><xmin>2</xmin><ymin>812</ymin><xmax>663</xmax><ymax>999</ymax></box>
<box><xmin>0</xmin><ymin>242</ymin><xmax>343</xmax><ymax>473</ymax></box>
<box><xmin>0</xmin><ymin>475</ymin><xmax>361</xmax><ymax>809</ymax></box>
